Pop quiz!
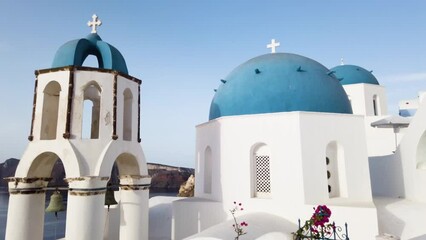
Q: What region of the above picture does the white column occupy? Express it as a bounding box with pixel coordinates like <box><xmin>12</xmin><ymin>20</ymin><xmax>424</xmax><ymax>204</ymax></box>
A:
<box><xmin>5</xmin><ymin>178</ymin><xmax>50</xmax><ymax>240</ymax></box>
<box><xmin>119</xmin><ymin>175</ymin><xmax>151</xmax><ymax>240</ymax></box>
<box><xmin>65</xmin><ymin>176</ymin><xmax>109</xmax><ymax>240</ymax></box>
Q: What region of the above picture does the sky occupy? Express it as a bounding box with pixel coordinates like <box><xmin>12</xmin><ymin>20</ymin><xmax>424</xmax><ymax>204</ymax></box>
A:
<box><xmin>1</xmin><ymin>0</ymin><xmax>426</xmax><ymax>168</ymax></box>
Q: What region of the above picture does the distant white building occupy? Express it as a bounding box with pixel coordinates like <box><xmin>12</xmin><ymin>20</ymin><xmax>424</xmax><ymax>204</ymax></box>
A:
<box><xmin>398</xmin><ymin>92</ymin><xmax>426</xmax><ymax>117</ymax></box>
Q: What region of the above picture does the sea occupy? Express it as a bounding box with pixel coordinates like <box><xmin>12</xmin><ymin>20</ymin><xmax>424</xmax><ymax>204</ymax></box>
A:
<box><xmin>0</xmin><ymin>188</ymin><xmax>177</xmax><ymax>240</ymax></box>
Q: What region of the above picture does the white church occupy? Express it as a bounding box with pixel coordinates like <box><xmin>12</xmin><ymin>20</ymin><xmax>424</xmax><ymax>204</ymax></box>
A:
<box><xmin>5</xmin><ymin>16</ymin><xmax>426</xmax><ymax>240</ymax></box>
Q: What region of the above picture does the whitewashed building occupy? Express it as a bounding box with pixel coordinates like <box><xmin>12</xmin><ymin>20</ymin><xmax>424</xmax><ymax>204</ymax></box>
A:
<box><xmin>152</xmin><ymin>40</ymin><xmax>426</xmax><ymax>240</ymax></box>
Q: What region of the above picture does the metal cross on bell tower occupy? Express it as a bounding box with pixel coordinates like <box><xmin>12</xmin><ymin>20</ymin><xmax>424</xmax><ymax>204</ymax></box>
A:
<box><xmin>88</xmin><ymin>14</ymin><xmax>102</xmax><ymax>33</ymax></box>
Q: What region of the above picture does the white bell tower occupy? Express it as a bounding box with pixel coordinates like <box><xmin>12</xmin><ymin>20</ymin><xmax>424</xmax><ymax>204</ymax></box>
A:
<box><xmin>5</xmin><ymin>15</ymin><xmax>150</xmax><ymax>240</ymax></box>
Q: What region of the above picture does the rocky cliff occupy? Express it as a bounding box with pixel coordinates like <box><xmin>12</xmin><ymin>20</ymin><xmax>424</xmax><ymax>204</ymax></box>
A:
<box><xmin>0</xmin><ymin>158</ymin><xmax>194</xmax><ymax>191</ymax></box>
<box><xmin>0</xmin><ymin>158</ymin><xmax>19</xmax><ymax>187</ymax></box>
<box><xmin>148</xmin><ymin>163</ymin><xmax>194</xmax><ymax>190</ymax></box>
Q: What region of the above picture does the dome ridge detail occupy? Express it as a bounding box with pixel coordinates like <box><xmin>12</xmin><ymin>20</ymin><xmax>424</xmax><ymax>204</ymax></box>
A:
<box><xmin>52</xmin><ymin>33</ymin><xmax>128</xmax><ymax>74</ymax></box>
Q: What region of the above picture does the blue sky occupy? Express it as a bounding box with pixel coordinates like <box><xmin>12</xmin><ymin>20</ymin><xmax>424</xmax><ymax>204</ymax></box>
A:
<box><xmin>1</xmin><ymin>1</ymin><xmax>426</xmax><ymax>167</ymax></box>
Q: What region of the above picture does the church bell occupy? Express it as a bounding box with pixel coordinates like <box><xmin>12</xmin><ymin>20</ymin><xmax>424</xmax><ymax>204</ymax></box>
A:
<box><xmin>104</xmin><ymin>188</ymin><xmax>117</xmax><ymax>211</ymax></box>
<box><xmin>46</xmin><ymin>191</ymin><xmax>66</xmax><ymax>218</ymax></box>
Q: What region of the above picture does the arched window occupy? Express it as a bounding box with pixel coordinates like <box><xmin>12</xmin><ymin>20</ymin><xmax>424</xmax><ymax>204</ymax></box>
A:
<box><xmin>40</xmin><ymin>81</ymin><xmax>61</xmax><ymax>140</ymax></box>
<box><xmin>204</xmin><ymin>146</ymin><xmax>212</xmax><ymax>194</ymax></box>
<box><xmin>416</xmin><ymin>131</ymin><xmax>426</xmax><ymax>169</ymax></box>
<box><xmin>82</xmin><ymin>82</ymin><xmax>101</xmax><ymax>139</ymax></box>
<box><xmin>252</xmin><ymin>144</ymin><xmax>271</xmax><ymax>198</ymax></box>
<box><xmin>123</xmin><ymin>89</ymin><xmax>133</xmax><ymax>141</ymax></box>
<box><xmin>326</xmin><ymin>141</ymin><xmax>348</xmax><ymax>198</ymax></box>
<box><xmin>373</xmin><ymin>95</ymin><xmax>379</xmax><ymax>116</ymax></box>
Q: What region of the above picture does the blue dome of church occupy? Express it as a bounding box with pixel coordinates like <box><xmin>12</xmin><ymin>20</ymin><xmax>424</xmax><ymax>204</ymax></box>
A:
<box><xmin>52</xmin><ymin>33</ymin><xmax>128</xmax><ymax>74</ymax></box>
<box><xmin>330</xmin><ymin>65</ymin><xmax>379</xmax><ymax>85</ymax></box>
<box><xmin>209</xmin><ymin>53</ymin><xmax>353</xmax><ymax>120</ymax></box>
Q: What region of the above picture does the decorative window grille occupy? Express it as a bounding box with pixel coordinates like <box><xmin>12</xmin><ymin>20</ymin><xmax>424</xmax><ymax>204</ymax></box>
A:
<box><xmin>326</xmin><ymin>141</ymin><xmax>348</xmax><ymax>198</ymax></box>
<box><xmin>255</xmin><ymin>155</ymin><xmax>271</xmax><ymax>197</ymax></box>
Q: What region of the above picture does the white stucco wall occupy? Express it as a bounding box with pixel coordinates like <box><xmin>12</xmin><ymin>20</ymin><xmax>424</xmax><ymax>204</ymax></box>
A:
<box><xmin>187</xmin><ymin>112</ymin><xmax>378</xmax><ymax>239</ymax></box>
<box><xmin>298</xmin><ymin>112</ymin><xmax>373</xmax><ymax>204</ymax></box>
<box><xmin>185</xmin><ymin>212</ymin><xmax>296</xmax><ymax>240</ymax></box>
<box><xmin>364</xmin><ymin>115</ymin><xmax>404</xmax><ymax>157</ymax></box>
<box><xmin>369</xmin><ymin>154</ymin><xmax>406</xmax><ymax>198</ymax></box>
<box><xmin>397</xmin><ymin>95</ymin><xmax>426</xmax><ymax>201</ymax></box>
<box><xmin>196</xmin><ymin>112</ymin><xmax>373</xmax><ymax>204</ymax></box>
<box><xmin>375</xmin><ymin>197</ymin><xmax>426</xmax><ymax>239</ymax></box>
<box><xmin>172</xmin><ymin>198</ymin><xmax>226</xmax><ymax>240</ymax></box>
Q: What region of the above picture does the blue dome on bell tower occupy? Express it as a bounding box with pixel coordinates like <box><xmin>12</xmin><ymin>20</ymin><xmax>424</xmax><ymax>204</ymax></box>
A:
<box><xmin>52</xmin><ymin>33</ymin><xmax>128</xmax><ymax>74</ymax></box>
<box><xmin>51</xmin><ymin>15</ymin><xmax>128</xmax><ymax>74</ymax></box>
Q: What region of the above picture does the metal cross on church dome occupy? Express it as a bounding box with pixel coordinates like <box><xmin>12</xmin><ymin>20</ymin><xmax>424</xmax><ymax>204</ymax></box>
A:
<box><xmin>267</xmin><ymin>39</ymin><xmax>280</xmax><ymax>53</ymax></box>
<box><xmin>88</xmin><ymin>14</ymin><xmax>102</xmax><ymax>33</ymax></box>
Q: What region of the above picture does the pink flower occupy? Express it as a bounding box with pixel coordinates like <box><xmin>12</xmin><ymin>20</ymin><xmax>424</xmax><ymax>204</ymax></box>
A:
<box><xmin>230</xmin><ymin>201</ymin><xmax>247</xmax><ymax>238</ymax></box>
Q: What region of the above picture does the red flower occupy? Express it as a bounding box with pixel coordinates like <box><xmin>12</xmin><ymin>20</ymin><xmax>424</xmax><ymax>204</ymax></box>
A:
<box><xmin>311</xmin><ymin>205</ymin><xmax>332</xmax><ymax>227</ymax></box>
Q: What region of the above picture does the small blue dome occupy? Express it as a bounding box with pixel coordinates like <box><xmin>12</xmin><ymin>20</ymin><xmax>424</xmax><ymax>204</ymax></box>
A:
<box><xmin>52</xmin><ymin>33</ymin><xmax>128</xmax><ymax>74</ymax></box>
<box><xmin>209</xmin><ymin>53</ymin><xmax>353</xmax><ymax>120</ymax></box>
<box><xmin>330</xmin><ymin>65</ymin><xmax>379</xmax><ymax>85</ymax></box>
